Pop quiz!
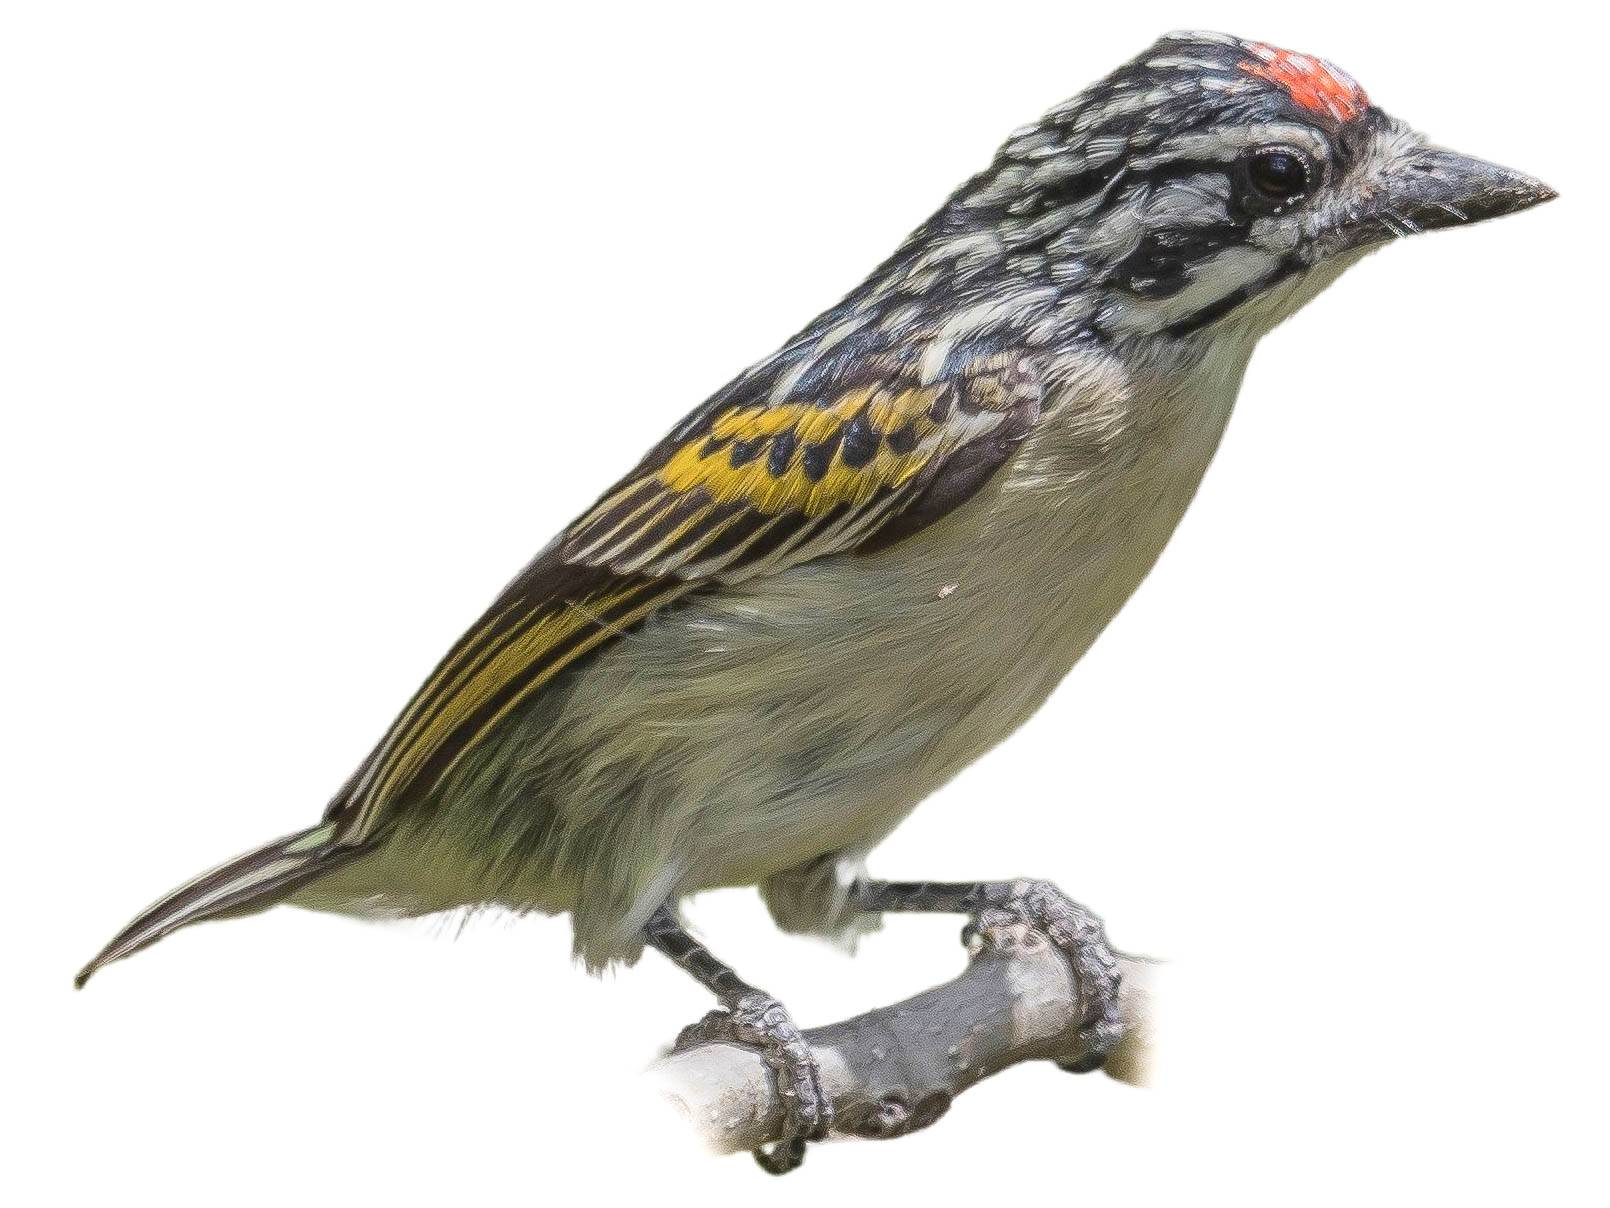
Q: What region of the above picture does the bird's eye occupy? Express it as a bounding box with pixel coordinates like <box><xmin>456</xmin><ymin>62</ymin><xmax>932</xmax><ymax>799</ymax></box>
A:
<box><xmin>1243</xmin><ymin>147</ymin><xmax>1313</xmax><ymax>207</ymax></box>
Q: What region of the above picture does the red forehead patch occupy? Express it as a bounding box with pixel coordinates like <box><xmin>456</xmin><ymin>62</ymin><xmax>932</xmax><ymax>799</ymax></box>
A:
<box><xmin>1240</xmin><ymin>42</ymin><xmax>1367</xmax><ymax>123</ymax></box>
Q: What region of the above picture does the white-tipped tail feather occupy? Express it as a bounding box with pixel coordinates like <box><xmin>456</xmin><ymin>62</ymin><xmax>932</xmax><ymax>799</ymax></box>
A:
<box><xmin>75</xmin><ymin>822</ymin><xmax>353</xmax><ymax>987</ymax></box>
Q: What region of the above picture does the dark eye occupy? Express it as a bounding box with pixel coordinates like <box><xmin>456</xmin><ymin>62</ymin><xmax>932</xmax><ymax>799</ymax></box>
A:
<box><xmin>1243</xmin><ymin>147</ymin><xmax>1313</xmax><ymax>206</ymax></box>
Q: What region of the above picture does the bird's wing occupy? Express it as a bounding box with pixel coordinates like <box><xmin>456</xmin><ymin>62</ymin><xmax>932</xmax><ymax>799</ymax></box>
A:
<box><xmin>328</xmin><ymin>352</ymin><xmax>1042</xmax><ymax>843</ymax></box>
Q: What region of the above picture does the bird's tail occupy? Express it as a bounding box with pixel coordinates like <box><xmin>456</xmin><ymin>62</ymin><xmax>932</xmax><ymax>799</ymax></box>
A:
<box><xmin>75</xmin><ymin>821</ymin><xmax>357</xmax><ymax>988</ymax></box>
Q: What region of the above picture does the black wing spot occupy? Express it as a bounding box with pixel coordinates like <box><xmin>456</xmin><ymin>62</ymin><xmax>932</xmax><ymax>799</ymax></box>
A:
<box><xmin>767</xmin><ymin>429</ymin><xmax>798</xmax><ymax>477</ymax></box>
<box><xmin>800</xmin><ymin>429</ymin><xmax>844</xmax><ymax>481</ymax></box>
<box><xmin>885</xmin><ymin>423</ymin><xmax>919</xmax><ymax>456</ymax></box>
<box><xmin>840</xmin><ymin>411</ymin><xmax>880</xmax><ymax>469</ymax></box>
<box><xmin>729</xmin><ymin>438</ymin><xmax>765</xmax><ymax>468</ymax></box>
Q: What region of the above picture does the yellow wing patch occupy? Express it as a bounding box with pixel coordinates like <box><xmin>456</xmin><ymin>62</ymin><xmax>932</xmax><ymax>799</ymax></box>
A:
<box><xmin>656</xmin><ymin>384</ymin><xmax>945</xmax><ymax>518</ymax></box>
<box><xmin>564</xmin><ymin>359</ymin><xmax>1036</xmax><ymax>582</ymax></box>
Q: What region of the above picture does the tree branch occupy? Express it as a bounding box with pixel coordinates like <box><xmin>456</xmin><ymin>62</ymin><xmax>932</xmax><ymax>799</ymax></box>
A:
<box><xmin>651</xmin><ymin>921</ymin><xmax>1156</xmax><ymax>1155</ymax></box>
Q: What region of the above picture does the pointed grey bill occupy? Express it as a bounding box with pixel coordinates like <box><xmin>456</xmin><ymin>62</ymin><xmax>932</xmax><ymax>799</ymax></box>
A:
<box><xmin>1358</xmin><ymin>147</ymin><xmax>1557</xmax><ymax>245</ymax></box>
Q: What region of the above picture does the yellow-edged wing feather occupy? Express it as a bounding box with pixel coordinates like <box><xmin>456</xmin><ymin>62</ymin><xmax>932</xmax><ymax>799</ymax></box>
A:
<box><xmin>329</xmin><ymin>353</ymin><xmax>1041</xmax><ymax>843</ymax></box>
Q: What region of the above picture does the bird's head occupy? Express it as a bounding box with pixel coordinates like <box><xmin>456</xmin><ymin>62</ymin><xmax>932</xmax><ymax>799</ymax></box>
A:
<box><xmin>923</xmin><ymin>31</ymin><xmax>1555</xmax><ymax>346</ymax></box>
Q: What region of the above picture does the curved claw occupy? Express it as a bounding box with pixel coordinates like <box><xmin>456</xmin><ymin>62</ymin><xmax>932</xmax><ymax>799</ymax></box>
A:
<box><xmin>673</xmin><ymin>992</ymin><xmax>833</xmax><ymax>1174</ymax></box>
<box><xmin>968</xmin><ymin>880</ymin><xmax>1124</xmax><ymax>1071</ymax></box>
<box><xmin>753</xmin><ymin>1135</ymin><xmax>809</xmax><ymax>1175</ymax></box>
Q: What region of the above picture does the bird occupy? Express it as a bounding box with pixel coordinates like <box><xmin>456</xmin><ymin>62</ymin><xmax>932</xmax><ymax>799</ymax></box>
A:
<box><xmin>78</xmin><ymin>30</ymin><xmax>1554</xmax><ymax>1172</ymax></box>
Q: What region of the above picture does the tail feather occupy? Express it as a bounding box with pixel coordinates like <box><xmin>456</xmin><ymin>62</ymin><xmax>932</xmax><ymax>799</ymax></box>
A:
<box><xmin>75</xmin><ymin>821</ymin><xmax>354</xmax><ymax>988</ymax></box>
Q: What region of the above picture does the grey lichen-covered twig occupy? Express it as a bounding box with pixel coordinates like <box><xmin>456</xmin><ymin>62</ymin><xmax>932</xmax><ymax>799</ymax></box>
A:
<box><xmin>651</xmin><ymin>921</ymin><xmax>1156</xmax><ymax>1155</ymax></box>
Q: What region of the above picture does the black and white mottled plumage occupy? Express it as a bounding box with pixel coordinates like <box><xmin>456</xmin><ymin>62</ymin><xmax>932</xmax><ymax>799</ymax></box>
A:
<box><xmin>78</xmin><ymin>31</ymin><xmax>1551</xmax><ymax>1166</ymax></box>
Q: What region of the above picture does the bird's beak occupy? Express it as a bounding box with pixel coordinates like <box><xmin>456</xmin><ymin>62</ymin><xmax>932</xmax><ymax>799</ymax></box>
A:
<box><xmin>1367</xmin><ymin>145</ymin><xmax>1556</xmax><ymax>239</ymax></box>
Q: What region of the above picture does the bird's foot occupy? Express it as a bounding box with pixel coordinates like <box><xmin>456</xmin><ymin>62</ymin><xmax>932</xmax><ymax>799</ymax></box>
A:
<box><xmin>962</xmin><ymin>879</ymin><xmax>1123</xmax><ymax>1073</ymax></box>
<box><xmin>674</xmin><ymin>991</ymin><xmax>832</xmax><ymax>1174</ymax></box>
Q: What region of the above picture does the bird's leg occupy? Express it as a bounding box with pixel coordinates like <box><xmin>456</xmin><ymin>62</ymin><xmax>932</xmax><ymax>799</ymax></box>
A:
<box><xmin>644</xmin><ymin>905</ymin><xmax>832</xmax><ymax>1174</ymax></box>
<box><xmin>853</xmin><ymin>878</ymin><xmax>1123</xmax><ymax>1072</ymax></box>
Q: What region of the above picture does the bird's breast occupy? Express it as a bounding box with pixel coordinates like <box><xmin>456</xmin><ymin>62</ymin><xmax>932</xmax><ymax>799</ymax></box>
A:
<box><xmin>872</xmin><ymin>337</ymin><xmax>1253</xmax><ymax>718</ymax></box>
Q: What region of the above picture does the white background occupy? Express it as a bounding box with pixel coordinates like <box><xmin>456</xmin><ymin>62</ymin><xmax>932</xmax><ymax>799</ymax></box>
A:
<box><xmin>5</xmin><ymin>2</ymin><xmax>1605</xmax><ymax>1204</ymax></box>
